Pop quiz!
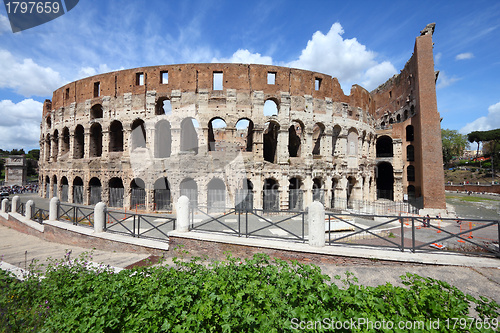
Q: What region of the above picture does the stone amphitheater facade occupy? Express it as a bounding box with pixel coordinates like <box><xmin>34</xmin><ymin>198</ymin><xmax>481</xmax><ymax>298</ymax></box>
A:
<box><xmin>38</xmin><ymin>24</ymin><xmax>446</xmax><ymax>213</ymax></box>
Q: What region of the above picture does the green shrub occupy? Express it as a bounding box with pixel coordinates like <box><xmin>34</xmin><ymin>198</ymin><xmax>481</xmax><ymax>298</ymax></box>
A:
<box><xmin>1</xmin><ymin>252</ymin><xmax>499</xmax><ymax>332</ymax></box>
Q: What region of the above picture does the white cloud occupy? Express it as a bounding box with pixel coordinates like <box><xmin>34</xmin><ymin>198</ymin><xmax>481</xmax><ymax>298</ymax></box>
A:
<box><xmin>287</xmin><ymin>23</ymin><xmax>396</xmax><ymax>91</ymax></box>
<box><xmin>76</xmin><ymin>64</ymin><xmax>124</xmax><ymax>80</ymax></box>
<box><xmin>436</xmin><ymin>71</ymin><xmax>460</xmax><ymax>89</ymax></box>
<box><xmin>0</xmin><ymin>49</ymin><xmax>64</xmax><ymax>97</ymax></box>
<box><xmin>0</xmin><ymin>14</ymin><xmax>10</xmax><ymax>34</ymax></box>
<box><xmin>0</xmin><ymin>99</ymin><xmax>43</xmax><ymax>150</ymax></box>
<box><xmin>456</xmin><ymin>52</ymin><xmax>474</xmax><ymax>60</ymax></box>
<box><xmin>212</xmin><ymin>49</ymin><xmax>273</xmax><ymax>65</ymax></box>
<box><xmin>460</xmin><ymin>101</ymin><xmax>500</xmax><ymax>134</ymax></box>
<box><xmin>434</xmin><ymin>52</ymin><xmax>442</xmax><ymax>65</ymax></box>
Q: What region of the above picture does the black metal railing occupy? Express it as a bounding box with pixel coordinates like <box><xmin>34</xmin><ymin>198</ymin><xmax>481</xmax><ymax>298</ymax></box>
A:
<box><xmin>58</xmin><ymin>204</ymin><xmax>95</xmax><ymax>228</ymax></box>
<box><xmin>31</xmin><ymin>208</ymin><xmax>49</xmax><ymax>224</ymax></box>
<box><xmin>104</xmin><ymin>210</ymin><xmax>175</xmax><ymax>241</ymax></box>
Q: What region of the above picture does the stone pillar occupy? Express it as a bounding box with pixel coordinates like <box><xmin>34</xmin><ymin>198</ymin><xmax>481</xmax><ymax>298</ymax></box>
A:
<box><xmin>69</xmin><ymin>133</ymin><xmax>75</xmax><ymax>159</ymax></box>
<box><xmin>1</xmin><ymin>198</ymin><xmax>8</xmax><ymax>213</ymax></box>
<box><xmin>94</xmin><ymin>202</ymin><xmax>106</xmax><ymax>233</ymax></box>
<box><xmin>102</xmin><ymin>130</ymin><xmax>110</xmax><ymax>159</ymax></box>
<box><xmin>308</xmin><ymin>201</ymin><xmax>325</xmax><ymax>247</ymax></box>
<box><xmin>303</xmin><ymin>173</ymin><xmax>313</xmax><ymax>208</ymax></box>
<box><xmin>146</xmin><ymin>188</ymin><xmax>154</xmax><ymax>211</ymax></box>
<box><xmin>25</xmin><ymin>200</ymin><xmax>34</xmax><ymax>219</ymax></box>
<box><xmin>176</xmin><ymin>195</ymin><xmax>190</xmax><ymax>232</ymax></box>
<box><xmin>49</xmin><ymin>197</ymin><xmax>60</xmax><ymax>221</ymax></box>
<box><xmin>11</xmin><ymin>195</ymin><xmax>20</xmax><ymax>213</ymax></box>
<box><xmin>84</xmin><ymin>127</ymin><xmax>91</xmax><ymax>159</ymax></box>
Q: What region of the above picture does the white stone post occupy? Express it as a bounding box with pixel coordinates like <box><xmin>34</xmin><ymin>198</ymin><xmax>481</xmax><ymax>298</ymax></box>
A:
<box><xmin>94</xmin><ymin>202</ymin><xmax>106</xmax><ymax>233</ymax></box>
<box><xmin>11</xmin><ymin>195</ymin><xmax>20</xmax><ymax>213</ymax></box>
<box><xmin>308</xmin><ymin>201</ymin><xmax>325</xmax><ymax>247</ymax></box>
<box><xmin>25</xmin><ymin>200</ymin><xmax>34</xmax><ymax>218</ymax></box>
<box><xmin>49</xmin><ymin>197</ymin><xmax>60</xmax><ymax>221</ymax></box>
<box><xmin>1</xmin><ymin>198</ymin><xmax>8</xmax><ymax>213</ymax></box>
<box><xmin>176</xmin><ymin>195</ymin><xmax>190</xmax><ymax>232</ymax></box>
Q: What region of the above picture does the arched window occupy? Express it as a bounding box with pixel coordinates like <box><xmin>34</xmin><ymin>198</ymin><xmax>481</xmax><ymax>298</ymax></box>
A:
<box><xmin>407</xmin><ymin>185</ymin><xmax>416</xmax><ymax>201</ymax></box>
<box><xmin>52</xmin><ymin>175</ymin><xmax>57</xmax><ymax>198</ymax></box>
<box><xmin>61</xmin><ymin>177</ymin><xmax>69</xmax><ymax>202</ymax></box>
<box><xmin>263</xmin><ymin>121</ymin><xmax>279</xmax><ymax>163</ymax></box>
<box><xmin>155</xmin><ymin>120</ymin><xmax>172</xmax><ymax>158</ymax></box>
<box><xmin>180</xmin><ymin>118</ymin><xmax>199</xmax><ymax>154</ymax></box>
<box><xmin>332</xmin><ymin>125</ymin><xmax>341</xmax><ymax>157</ymax></box>
<box><xmin>46</xmin><ymin>116</ymin><xmax>51</xmax><ymax>129</ymax></box>
<box><xmin>109</xmin><ymin>121</ymin><xmax>123</xmax><ymax>152</ymax></box>
<box><xmin>89</xmin><ymin>123</ymin><xmax>102</xmax><ymax>157</ymax></box>
<box><xmin>288</xmin><ymin>121</ymin><xmax>303</xmax><ymax>157</ymax></box>
<box><xmin>407</xmin><ymin>165</ymin><xmax>415</xmax><ymax>182</ymax></box>
<box><xmin>131</xmin><ymin>119</ymin><xmax>146</xmax><ymax>150</ymax></box>
<box><xmin>89</xmin><ymin>177</ymin><xmax>102</xmax><ymax>205</ymax></box>
<box><xmin>312</xmin><ymin>123</ymin><xmax>325</xmax><ymax>156</ymax></box>
<box><xmin>155</xmin><ymin>97</ymin><xmax>172</xmax><ymax>115</ymax></box>
<box><xmin>207</xmin><ymin>178</ymin><xmax>226</xmax><ymax>212</ymax></box>
<box><xmin>74</xmin><ymin>125</ymin><xmax>84</xmax><ymax>159</ymax></box>
<box><xmin>45</xmin><ymin>175</ymin><xmax>50</xmax><ymax>198</ymax></box>
<box><xmin>376</xmin><ymin>162</ymin><xmax>394</xmax><ymax>200</ymax></box>
<box><xmin>347</xmin><ymin>129</ymin><xmax>358</xmax><ymax>156</ymax></box>
<box><xmin>73</xmin><ymin>177</ymin><xmax>84</xmax><ymax>204</ymax></box>
<box><xmin>154</xmin><ymin>177</ymin><xmax>171</xmax><ymax>211</ymax></box>
<box><xmin>109</xmin><ymin>178</ymin><xmax>124</xmax><ymax>207</ymax></box>
<box><xmin>208</xmin><ymin>118</ymin><xmax>227</xmax><ymax>152</ymax></box>
<box><xmin>45</xmin><ymin>134</ymin><xmax>51</xmax><ymax>162</ymax></box>
<box><xmin>313</xmin><ymin>178</ymin><xmax>324</xmax><ymax>203</ymax></box>
<box><xmin>406</xmin><ymin>125</ymin><xmax>414</xmax><ymax>141</ymax></box>
<box><xmin>376</xmin><ymin>135</ymin><xmax>393</xmax><ymax>157</ymax></box>
<box><xmin>407</xmin><ymin>145</ymin><xmax>415</xmax><ymax>161</ymax></box>
<box><xmin>90</xmin><ymin>104</ymin><xmax>103</xmax><ymax>119</ymax></box>
<box><xmin>52</xmin><ymin>130</ymin><xmax>59</xmax><ymax>162</ymax></box>
<box><xmin>263</xmin><ymin>99</ymin><xmax>278</xmax><ymax>117</ymax></box>
<box><xmin>130</xmin><ymin>178</ymin><xmax>146</xmax><ymax>209</ymax></box>
<box><xmin>180</xmin><ymin>178</ymin><xmax>198</xmax><ymax>208</ymax></box>
<box><xmin>263</xmin><ymin>178</ymin><xmax>279</xmax><ymax>211</ymax></box>
<box><xmin>288</xmin><ymin>177</ymin><xmax>303</xmax><ymax>211</ymax></box>
<box><xmin>235</xmin><ymin>119</ymin><xmax>254</xmax><ymax>152</ymax></box>
<box><xmin>236</xmin><ymin>179</ymin><xmax>253</xmax><ymax>211</ymax></box>
<box><xmin>61</xmin><ymin>127</ymin><xmax>70</xmax><ymax>156</ymax></box>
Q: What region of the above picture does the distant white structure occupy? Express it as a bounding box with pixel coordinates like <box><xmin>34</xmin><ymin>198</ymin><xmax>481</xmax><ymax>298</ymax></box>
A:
<box><xmin>4</xmin><ymin>155</ymin><xmax>27</xmax><ymax>186</ymax></box>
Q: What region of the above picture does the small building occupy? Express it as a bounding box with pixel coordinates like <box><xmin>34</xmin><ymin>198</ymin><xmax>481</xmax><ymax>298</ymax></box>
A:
<box><xmin>4</xmin><ymin>155</ymin><xmax>27</xmax><ymax>186</ymax></box>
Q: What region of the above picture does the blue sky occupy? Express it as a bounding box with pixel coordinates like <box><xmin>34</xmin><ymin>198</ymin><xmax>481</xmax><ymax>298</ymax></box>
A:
<box><xmin>0</xmin><ymin>0</ymin><xmax>499</xmax><ymax>151</ymax></box>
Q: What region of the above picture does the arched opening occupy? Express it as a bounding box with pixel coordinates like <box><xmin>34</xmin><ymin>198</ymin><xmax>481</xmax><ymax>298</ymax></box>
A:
<box><xmin>263</xmin><ymin>99</ymin><xmax>278</xmax><ymax>117</ymax></box>
<box><xmin>180</xmin><ymin>178</ymin><xmax>198</xmax><ymax>208</ymax></box>
<box><xmin>288</xmin><ymin>177</ymin><xmax>303</xmax><ymax>211</ymax></box>
<box><xmin>396</xmin><ymin>114</ymin><xmax>401</xmax><ymax>122</ymax></box>
<box><xmin>263</xmin><ymin>178</ymin><xmax>279</xmax><ymax>211</ymax></box>
<box><xmin>332</xmin><ymin>125</ymin><xmax>341</xmax><ymax>156</ymax></box>
<box><xmin>263</xmin><ymin>121</ymin><xmax>279</xmax><ymax>163</ymax></box>
<box><xmin>236</xmin><ymin>179</ymin><xmax>253</xmax><ymax>211</ymax></box>
<box><xmin>331</xmin><ymin>178</ymin><xmax>338</xmax><ymax>208</ymax></box>
<box><xmin>89</xmin><ymin>177</ymin><xmax>102</xmax><ymax>205</ymax></box>
<box><xmin>154</xmin><ymin>177</ymin><xmax>171</xmax><ymax>211</ymax></box>
<box><xmin>73</xmin><ymin>177</ymin><xmax>84</xmax><ymax>204</ymax></box>
<box><xmin>155</xmin><ymin>120</ymin><xmax>172</xmax><ymax>158</ymax></box>
<box><xmin>407</xmin><ymin>185</ymin><xmax>416</xmax><ymax>201</ymax></box>
<box><xmin>407</xmin><ymin>165</ymin><xmax>415</xmax><ymax>182</ymax></box>
<box><xmin>61</xmin><ymin>177</ymin><xmax>69</xmax><ymax>202</ymax></box>
<box><xmin>376</xmin><ymin>135</ymin><xmax>393</xmax><ymax>157</ymax></box>
<box><xmin>109</xmin><ymin>178</ymin><xmax>124</xmax><ymax>207</ymax></box>
<box><xmin>312</xmin><ymin>123</ymin><xmax>325</xmax><ymax>156</ymax></box>
<box><xmin>52</xmin><ymin>175</ymin><xmax>57</xmax><ymax>198</ymax></box>
<box><xmin>90</xmin><ymin>104</ymin><xmax>103</xmax><ymax>120</ymax></box>
<box><xmin>313</xmin><ymin>178</ymin><xmax>324</xmax><ymax>203</ymax></box>
<box><xmin>406</xmin><ymin>125</ymin><xmax>414</xmax><ymax>141</ymax></box>
<box><xmin>131</xmin><ymin>119</ymin><xmax>146</xmax><ymax>150</ymax></box>
<box><xmin>180</xmin><ymin>118</ymin><xmax>199</xmax><ymax>154</ymax></box>
<box><xmin>235</xmin><ymin>119</ymin><xmax>254</xmax><ymax>152</ymax></box>
<box><xmin>109</xmin><ymin>121</ymin><xmax>124</xmax><ymax>152</ymax></box>
<box><xmin>347</xmin><ymin>177</ymin><xmax>356</xmax><ymax>208</ymax></box>
<box><xmin>155</xmin><ymin>97</ymin><xmax>172</xmax><ymax>115</ymax></box>
<box><xmin>208</xmin><ymin>118</ymin><xmax>227</xmax><ymax>152</ymax></box>
<box><xmin>130</xmin><ymin>178</ymin><xmax>146</xmax><ymax>209</ymax></box>
<box><xmin>74</xmin><ymin>125</ymin><xmax>85</xmax><ymax>159</ymax></box>
<box><xmin>347</xmin><ymin>129</ymin><xmax>358</xmax><ymax>156</ymax></box>
<box><xmin>404</xmin><ymin>110</ymin><xmax>409</xmax><ymax>120</ymax></box>
<box><xmin>45</xmin><ymin>134</ymin><xmax>51</xmax><ymax>162</ymax></box>
<box><xmin>288</xmin><ymin>121</ymin><xmax>303</xmax><ymax>157</ymax></box>
<box><xmin>45</xmin><ymin>175</ymin><xmax>50</xmax><ymax>198</ymax></box>
<box><xmin>89</xmin><ymin>123</ymin><xmax>103</xmax><ymax>157</ymax></box>
<box><xmin>61</xmin><ymin>127</ymin><xmax>70</xmax><ymax>156</ymax></box>
<box><xmin>406</xmin><ymin>145</ymin><xmax>415</xmax><ymax>161</ymax></box>
<box><xmin>52</xmin><ymin>130</ymin><xmax>59</xmax><ymax>162</ymax></box>
<box><xmin>376</xmin><ymin>162</ymin><xmax>394</xmax><ymax>200</ymax></box>
<box><xmin>207</xmin><ymin>178</ymin><xmax>226</xmax><ymax>212</ymax></box>
<box><xmin>46</xmin><ymin>116</ymin><xmax>51</xmax><ymax>129</ymax></box>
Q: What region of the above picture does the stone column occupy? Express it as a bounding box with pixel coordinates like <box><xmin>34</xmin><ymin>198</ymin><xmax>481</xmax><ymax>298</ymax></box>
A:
<box><xmin>94</xmin><ymin>202</ymin><xmax>106</xmax><ymax>233</ymax></box>
<box><xmin>25</xmin><ymin>200</ymin><xmax>34</xmax><ymax>219</ymax></box>
<box><xmin>101</xmin><ymin>130</ymin><xmax>110</xmax><ymax>159</ymax></box>
<box><xmin>176</xmin><ymin>195</ymin><xmax>190</xmax><ymax>232</ymax></box>
<box><xmin>49</xmin><ymin>197</ymin><xmax>60</xmax><ymax>221</ymax></box>
<box><xmin>84</xmin><ymin>127</ymin><xmax>91</xmax><ymax>159</ymax></box>
<box><xmin>1</xmin><ymin>198</ymin><xmax>9</xmax><ymax>213</ymax></box>
<box><xmin>277</xmin><ymin>128</ymin><xmax>289</xmax><ymax>164</ymax></box>
<box><xmin>308</xmin><ymin>201</ymin><xmax>325</xmax><ymax>247</ymax></box>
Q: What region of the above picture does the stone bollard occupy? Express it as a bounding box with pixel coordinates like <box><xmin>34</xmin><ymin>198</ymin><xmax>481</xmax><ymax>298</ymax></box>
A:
<box><xmin>94</xmin><ymin>202</ymin><xmax>107</xmax><ymax>233</ymax></box>
<box><xmin>49</xmin><ymin>197</ymin><xmax>60</xmax><ymax>221</ymax></box>
<box><xmin>176</xmin><ymin>196</ymin><xmax>190</xmax><ymax>232</ymax></box>
<box><xmin>308</xmin><ymin>201</ymin><xmax>325</xmax><ymax>247</ymax></box>
<box><xmin>11</xmin><ymin>196</ymin><xmax>20</xmax><ymax>213</ymax></box>
<box><xmin>1</xmin><ymin>198</ymin><xmax>8</xmax><ymax>213</ymax></box>
<box><xmin>25</xmin><ymin>200</ymin><xmax>34</xmax><ymax>219</ymax></box>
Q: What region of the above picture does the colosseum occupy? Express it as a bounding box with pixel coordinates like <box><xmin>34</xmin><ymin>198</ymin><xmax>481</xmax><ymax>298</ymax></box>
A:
<box><xmin>38</xmin><ymin>23</ymin><xmax>446</xmax><ymax>214</ymax></box>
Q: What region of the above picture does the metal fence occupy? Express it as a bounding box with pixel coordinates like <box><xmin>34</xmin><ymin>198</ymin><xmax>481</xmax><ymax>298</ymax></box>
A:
<box><xmin>289</xmin><ymin>189</ymin><xmax>303</xmax><ymax>211</ymax></box>
<box><xmin>130</xmin><ymin>188</ymin><xmax>146</xmax><ymax>210</ymax></box>
<box><xmin>190</xmin><ymin>205</ymin><xmax>307</xmax><ymax>242</ymax></box>
<box><xmin>73</xmin><ymin>185</ymin><xmax>84</xmax><ymax>204</ymax></box>
<box><xmin>330</xmin><ymin>197</ymin><xmax>420</xmax><ymax>215</ymax></box>
<box><xmin>58</xmin><ymin>203</ymin><xmax>95</xmax><ymax>228</ymax></box>
<box><xmin>31</xmin><ymin>207</ymin><xmax>49</xmax><ymax>224</ymax></box>
<box><xmin>61</xmin><ymin>185</ymin><xmax>69</xmax><ymax>202</ymax></box>
<box><xmin>235</xmin><ymin>190</ymin><xmax>253</xmax><ymax>211</ymax></box>
<box><xmin>109</xmin><ymin>187</ymin><xmax>124</xmax><ymax>208</ymax></box>
<box><xmin>154</xmin><ymin>189</ymin><xmax>172</xmax><ymax>211</ymax></box>
<box><xmin>105</xmin><ymin>209</ymin><xmax>175</xmax><ymax>241</ymax></box>
<box><xmin>90</xmin><ymin>186</ymin><xmax>102</xmax><ymax>205</ymax></box>
<box><xmin>263</xmin><ymin>189</ymin><xmax>279</xmax><ymax>211</ymax></box>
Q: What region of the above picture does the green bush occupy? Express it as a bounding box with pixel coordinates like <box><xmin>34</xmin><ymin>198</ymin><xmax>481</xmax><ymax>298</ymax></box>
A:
<box><xmin>1</xmin><ymin>252</ymin><xmax>499</xmax><ymax>332</ymax></box>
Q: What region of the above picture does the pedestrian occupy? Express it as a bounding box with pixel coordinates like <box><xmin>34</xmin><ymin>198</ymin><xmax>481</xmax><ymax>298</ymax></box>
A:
<box><xmin>425</xmin><ymin>214</ymin><xmax>431</xmax><ymax>227</ymax></box>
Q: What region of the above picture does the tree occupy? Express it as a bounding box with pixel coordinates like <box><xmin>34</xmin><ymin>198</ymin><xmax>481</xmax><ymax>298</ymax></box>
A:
<box><xmin>467</xmin><ymin>128</ymin><xmax>500</xmax><ymax>181</ymax></box>
<box><xmin>27</xmin><ymin>149</ymin><xmax>40</xmax><ymax>161</ymax></box>
<box><xmin>441</xmin><ymin>129</ymin><xmax>468</xmax><ymax>166</ymax></box>
<box><xmin>9</xmin><ymin>148</ymin><xmax>25</xmax><ymax>155</ymax></box>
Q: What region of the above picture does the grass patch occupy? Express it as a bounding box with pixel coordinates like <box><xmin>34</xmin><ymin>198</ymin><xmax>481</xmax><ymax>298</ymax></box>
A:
<box><xmin>446</xmin><ymin>195</ymin><xmax>497</xmax><ymax>203</ymax></box>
